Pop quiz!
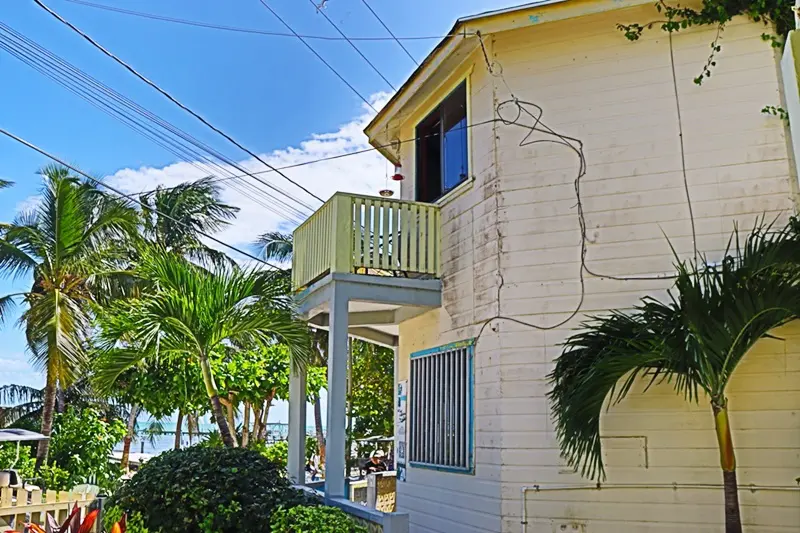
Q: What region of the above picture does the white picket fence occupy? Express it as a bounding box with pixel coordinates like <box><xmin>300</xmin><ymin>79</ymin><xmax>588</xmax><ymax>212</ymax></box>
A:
<box><xmin>0</xmin><ymin>488</ymin><xmax>95</xmax><ymax>532</ymax></box>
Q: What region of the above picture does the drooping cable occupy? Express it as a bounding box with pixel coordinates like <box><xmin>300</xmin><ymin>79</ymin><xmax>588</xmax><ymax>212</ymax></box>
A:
<box><xmin>60</xmin><ymin>0</ymin><xmax>475</xmax><ymax>42</ymax></box>
<box><xmin>0</xmin><ymin>23</ymin><xmax>310</xmax><ymax>224</ymax></box>
<box><xmin>305</xmin><ymin>0</ymin><xmax>395</xmax><ymax>91</ymax></box>
<box><xmin>254</xmin><ymin>0</ymin><xmax>378</xmax><ymax>113</ymax></box>
<box><xmin>358</xmin><ymin>0</ymin><xmax>419</xmax><ymax>66</ymax></box>
<box><xmin>0</xmin><ymin>127</ymin><xmax>283</xmax><ymax>270</ymax></box>
<box><xmin>33</xmin><ymin>0</ymin><xmax>325</xmax><ymax>204</ymax></box>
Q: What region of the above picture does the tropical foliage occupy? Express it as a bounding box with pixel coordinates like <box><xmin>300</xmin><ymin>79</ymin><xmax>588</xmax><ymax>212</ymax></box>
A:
<box><xmin>548</xmin><ymin>217</ymin><xmax>800</xmax><ymax>533</ymax></box>
<box><xmin>0</xmin><ymin>166</ymin><xmax>138</xmax><ymax>465</ymax></box>
<box><xmin>47</xmin><ymin>408</ymin><xmax>126</xmax><ymax>491</ymax></box>
<box><xmin>270</xmin><ymin>505</ymin><xmax>368</xmax><ymax>533</ymax></box>
<box><xmin>94</xmin><ymin>249</ymin><xmax>311</xmax><ymax>447</ymax></box>
<box><xmin>109</xmin><ymin>447</ymin><xmax>308</xmax><ymax>533</ymax></box>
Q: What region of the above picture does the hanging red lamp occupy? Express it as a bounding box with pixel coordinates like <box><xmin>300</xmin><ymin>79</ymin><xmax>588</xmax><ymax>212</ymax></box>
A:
<box><xmin>391</xmin><ymin>163</ymin><xmax>405</xmax><ymax>181</ymax></box>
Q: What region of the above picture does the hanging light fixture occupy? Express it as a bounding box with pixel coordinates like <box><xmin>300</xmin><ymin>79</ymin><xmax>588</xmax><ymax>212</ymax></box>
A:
<box><xmin>391</xmin><ymin>163</ymin><xmax>405</xmax><ymax>181</ymax></box>
<box><xmin>379</xmin><ymin>189</ymin><xmax>394</xmax><ymax>197</ymax></box>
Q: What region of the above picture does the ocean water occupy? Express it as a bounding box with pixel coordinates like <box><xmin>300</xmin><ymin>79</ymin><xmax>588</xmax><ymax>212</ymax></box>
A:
<box><xmin>114</xmin><ymin>422</ymin><xmax>304</xmax><ymax>455</ymax></box>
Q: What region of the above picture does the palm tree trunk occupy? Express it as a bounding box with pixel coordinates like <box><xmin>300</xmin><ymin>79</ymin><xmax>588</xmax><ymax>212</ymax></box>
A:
<box><xmin>35</xmin><ymin>376</ymin><xmax>57</xmax><ymax>469</ymax></box>
<box><xmin>314</xmin><ymin>395</ymin><xmax>325</xmax><ymax>466</ymax></box>
<box><xmin>121</xmin><ymin>405</ymin><xmax>139</xmax><ymax>472</ymax></box>
<box><xmin>226</xmin><ymin>393</ymin><xmax>236</xmax><ymax>441</ymax></box>
<box><xmin>260</xmin><ymin>391</ymin><xmax>275</xmax><ymax>440</ymax></box>
<box><xmin>242</xmin><ymin>401</ymin><xmax>250</xmax><ymax>448</ymax></box>
<box><xmin>174</xmin><ymin>409</ymin><xmax>184</xmax><ymax>450</ymax></box>
<box><xmin>252</xmin><ymin>403</ymin><xmax>262</xmax><ymax>443</ymax></box>
<box><xmin>713</xmin><ymin>401</ymin><xmax>742</xmax><ymax>533</ymax></box>
<box><xmin>199</xmin><ymin>353</ymin><xmax>237</xmax><ymax>447</ymax></box>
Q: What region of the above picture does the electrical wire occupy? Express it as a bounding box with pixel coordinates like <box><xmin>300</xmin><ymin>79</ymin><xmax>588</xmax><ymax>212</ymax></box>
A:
<box><xmin>60</xmin><ymin>0</ymin><xmax>475</xmax><ymax>42</ymax></box>
<box><xmin>33</xmin><ymin>0</ymin><xmax>325</xmax><ymax>205</ymax></box>
<box><xmin>358</xmin><ymin>0</ymin><xmax>419</xmax><ymax>66</ymax></box>
<box><xmin>254</xmin><ymin>0</ymin><xmax>378</xmax><ymax>113</ymax></box>
<box><xmin>0</xmin><ymin>127</ymin><xmax>283</xmax><ymax>270</ymax></box>
<box><xmin>0</xmin><ymin>23</ymin><xmax>311</xmax><ymax>224</ymax></box>
<box><xmin>469</xmin><ymin>34</ymin><xmax>699</xmax><ymax>344</ymax></box>
<box><xmin>305</xmin><ymin>0</ymin><xmax>396</xmax><ymax>91</ymax></box>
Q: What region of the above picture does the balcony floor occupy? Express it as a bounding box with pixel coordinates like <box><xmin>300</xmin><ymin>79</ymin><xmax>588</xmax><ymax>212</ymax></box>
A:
<box><xmin>295</xmin><ymin>272</ymin><xmax>442</xmax><ymax>347</ymax></box>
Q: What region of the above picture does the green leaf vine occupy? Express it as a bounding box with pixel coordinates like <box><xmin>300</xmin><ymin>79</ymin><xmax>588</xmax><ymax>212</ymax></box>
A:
<box><xmin>617</xmin><ymin>0</ymin><xmax>794</xmax><ymax>85</ymax></box>
<box><xmin>762</xmin><ymin>104</ymin><xmax>790</xmax><ymax>123</ymax></box>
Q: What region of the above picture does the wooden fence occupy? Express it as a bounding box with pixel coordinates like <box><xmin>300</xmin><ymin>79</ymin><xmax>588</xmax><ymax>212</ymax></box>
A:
<box><xmin>0</xmin><ymin>488</ymin><xmax>95</xmax><ymax>532</ymax></box>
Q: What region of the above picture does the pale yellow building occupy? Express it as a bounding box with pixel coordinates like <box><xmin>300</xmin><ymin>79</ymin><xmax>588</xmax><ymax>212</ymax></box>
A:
<box><xmin>288</xmin><ymin>1</ymin><xmax>800</xmax><ymax>531</ymax></box>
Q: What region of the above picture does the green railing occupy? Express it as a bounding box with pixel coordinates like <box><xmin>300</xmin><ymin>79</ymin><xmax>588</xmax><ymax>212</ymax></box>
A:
<box><xmin>292</xmin><ymin>193</ymin><xmax>441</xmax><ymax>291</ymax></box>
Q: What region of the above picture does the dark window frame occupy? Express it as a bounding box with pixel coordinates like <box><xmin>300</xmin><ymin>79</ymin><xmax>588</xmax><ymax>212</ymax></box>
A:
<box><xmin>414</xmin><ymin>81</ymin><xmax>469</xmax><ymax>203</ymax></box>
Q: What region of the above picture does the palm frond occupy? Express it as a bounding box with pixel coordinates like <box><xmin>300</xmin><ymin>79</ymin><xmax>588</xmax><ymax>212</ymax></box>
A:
<box><xmin>255</xmin><ymin>231</ymin><xmax>293</xmax><ymax>262</ymax></box>
<box><xmin>549</xmin><ymin>216</ymin><xmax>800</xmax><ymax>480</ymax></box>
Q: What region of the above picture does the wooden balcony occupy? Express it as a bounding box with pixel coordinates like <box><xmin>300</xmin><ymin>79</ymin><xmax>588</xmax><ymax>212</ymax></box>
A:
<box><xmin>292</xmin><ymin>193</ymin><xmax>441</xmax><ymax>292</ymax></box>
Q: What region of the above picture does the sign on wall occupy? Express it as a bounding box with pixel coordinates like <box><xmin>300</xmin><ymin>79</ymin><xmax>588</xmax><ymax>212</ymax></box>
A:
<box><xmin>396</xmin><ymin>380</ymin><xmax>408</xmax><ymax>481</ymax></box>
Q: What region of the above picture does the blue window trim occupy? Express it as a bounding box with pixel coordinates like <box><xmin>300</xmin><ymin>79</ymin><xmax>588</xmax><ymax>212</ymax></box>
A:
<box><xmin>408</xmin><ymin>338</ymin><xmax>475</xmax><ymax>475</ymax></box>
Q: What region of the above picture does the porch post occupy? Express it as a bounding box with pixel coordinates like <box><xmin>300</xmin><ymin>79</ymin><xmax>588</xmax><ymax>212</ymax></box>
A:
<box><xmin>325</xmin><ymin>283</ymin><xmax>349</xmax><ymax>500</ymax></box>
<box><xmin>287</xmin><ymin>362</ymin><xmax>307</xmax><ymax>485</ymax></box>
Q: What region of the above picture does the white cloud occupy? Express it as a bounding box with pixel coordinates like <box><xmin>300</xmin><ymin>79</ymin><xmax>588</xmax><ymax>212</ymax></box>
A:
<box><xmin>15</xmin><ymin>195</ymin><xmax>41</xmax><ymax>216</ymax></box>
<box><xmin>0</xmin><ymin>355</ymin><xmax>44</xmax><ymax>391</ymax></box>
<box><xmin>105</xmin><ymin>93</ymin><xmax>399</xmax><ymax>255</ymax></box>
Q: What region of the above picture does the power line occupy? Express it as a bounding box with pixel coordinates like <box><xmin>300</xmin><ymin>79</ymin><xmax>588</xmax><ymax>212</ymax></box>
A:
<box><xmin>60</xmin><ymin>0</ymin><xmax>474</xmax><ymax>42</ymax></box>
<box><xmin>34</xmin><ymin>0</ymin><xmax>325</xmax><ymax>205</ymax></box>
<box><xmin>0</xmin><ymin>23</ymin><xmax>311</xmax><ymax>224</ymax></box>
<box><xmin>254</xmin><ymin>0</ymin><xmax>378</xmax><ymax>113</ymax></box>
<box><xmin>358</xmin><ymin>0</ymin><xmax>419</xmax><ymax>66</ymax></box>
<box><xmin>305</xmin><ymin>0</ymin><xmax>396</xmax><ymax>91</ymax></box>
<box><xmin>0</xmin><ymin>127</ymin><xmax>283</xmax><ymax>270</ymax></box>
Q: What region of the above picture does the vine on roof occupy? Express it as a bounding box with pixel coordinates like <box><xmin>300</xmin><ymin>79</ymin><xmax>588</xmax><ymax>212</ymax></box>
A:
<box><xmin>617</xmin><ymin>0</ymin><xmax>794</xmax><ymax>85</ymax></box>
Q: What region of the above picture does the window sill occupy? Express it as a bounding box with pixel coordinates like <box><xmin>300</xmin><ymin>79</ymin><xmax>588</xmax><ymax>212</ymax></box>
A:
<box><xmin>434</xmin><ymin>177</ymin><xmax>474</xmax><ymax>207</ymax></box>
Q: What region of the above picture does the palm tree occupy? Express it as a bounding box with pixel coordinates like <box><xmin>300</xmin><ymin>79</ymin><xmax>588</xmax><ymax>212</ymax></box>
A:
<box><xmin>95</xmin><ymin>249</ymin><xmax>312</xmax><ymax>447</ymax></box>
<box><xmin>548</xmin><ymin>218</ymin><xmax>800</xmax><ymax>533</ymax></box>
<box><xmin>255</xmin><ymin>231</ymin><xmax>293</xmax><ymax>263</ymax></box>
<box><xmin>115</xmin><ymin>178</ymin><xmax>239</xmax><ymax>467</ymax></box>
<box><xmin>0</xmin><ymin>165</ymin><xmax>138</xmax><ymax>466</ymax></box>
<box><xmin>139</xmin><ymin>178</ymin><xmax>239</xmax><ymax>267</ymax></box>
<box><xmin>256</xmin><ymin>231</ymin><xmax>327</xmax><ymax>460</ymax></box>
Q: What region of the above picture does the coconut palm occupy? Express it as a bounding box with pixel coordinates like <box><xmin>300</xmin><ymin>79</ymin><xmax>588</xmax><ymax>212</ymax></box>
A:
<box><xmin>94</xmin><ymin>249</ymin><xmax>312</xmax><ymax>447</ymax></box>
<box><xmin>114</xmin><ymin>178</ymin><xmax>239</xmax><ymax>467</ymax></box>
<box><xmin>255</xmin><ymin>231</ymin><xmax>328</xmax><ymax>460</ymax></box>
<box><xmin>139</xmin><ymin>177</ymin><xmax>239</xmax><ymax>267</ymax></box>
<box><xmin>255</xmin><ymin>231</ymin><xmax>293</xmax><ymax>264</ymax></box>
<box><xmin>0</xmin><ymin>165</ymin><xmax>138</xmax><ymax>466</ymax></box>
<box><xmin>548</xmin><ymin>218</ymin><xmax>800</xmax><ymax>533</ymax></box>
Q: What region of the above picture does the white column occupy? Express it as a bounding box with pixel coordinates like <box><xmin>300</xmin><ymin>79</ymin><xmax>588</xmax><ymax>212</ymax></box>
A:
<box><xmin>325</xmin><ymin>284</ymin><xmax>349</xmax><ymax>500</ymax></box>
<box><xmin>287</xmin><ymin>363</ymin><xmax>307</xmax><ymax>485</ymax></box>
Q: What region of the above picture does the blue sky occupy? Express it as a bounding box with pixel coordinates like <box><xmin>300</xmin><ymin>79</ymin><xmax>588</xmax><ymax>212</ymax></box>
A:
<box><xmin>0</xmin><ymin>0</ymin><xmax>511</xmax><ymax>418</ymax></box>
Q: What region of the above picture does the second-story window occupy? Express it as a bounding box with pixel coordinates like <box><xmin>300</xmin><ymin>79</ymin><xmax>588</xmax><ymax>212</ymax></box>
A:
<box><xmin>415</xmin><ymin>81</ymin><xmax>468</xmax><ymax>203</ymax></box>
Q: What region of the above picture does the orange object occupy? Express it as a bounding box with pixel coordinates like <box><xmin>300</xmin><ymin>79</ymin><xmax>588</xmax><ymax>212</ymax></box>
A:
<box><xmin>77</xmin><ymin>510</ymin><xmax>99</xmax><ymax>533</ymax></box>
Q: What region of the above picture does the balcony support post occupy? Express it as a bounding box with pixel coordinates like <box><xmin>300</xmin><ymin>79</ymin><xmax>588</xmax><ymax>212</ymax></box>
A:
<box><xmin>325</xmin><ymin>282</ymin><xmax>350</xmax><ymax>500</ymax></box>
<box><xmin>288</xmin><ymin>361</ymin><xmax>307</xmax><ymax>485</ymax></box>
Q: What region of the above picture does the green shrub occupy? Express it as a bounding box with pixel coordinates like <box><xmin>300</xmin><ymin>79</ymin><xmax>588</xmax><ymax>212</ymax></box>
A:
<box><xmin>38</xmin><ymin>464</ymin><xmax>71</xmax><ymax>491</ymax></box>
<box><xmin>102</xmin><ymin>505</ymin><xmax>149</xmax><ymax>533</ymax></box>
<box><xmin>263</xmin><ymin>440</ymin><xmax>289</xmax><ymax>470</ymax></box>
<box><xmin>270</xmin><ymin>506</ymin><xmax>368</xmax><ymax>533</ymax></box>
<box><xmin>48</xmin><ymin>408</ymin><xmax>125</xmax><ymax>491</ymax></box>
<box><xmin>0</xmin><ymin>443</ymin><xmax>35</xmax><ymax>480</ymax></box>
<box><xmin>109</xmin><ymin>446</ymin><xmax>307</xmax><ymax>533</ymax></box>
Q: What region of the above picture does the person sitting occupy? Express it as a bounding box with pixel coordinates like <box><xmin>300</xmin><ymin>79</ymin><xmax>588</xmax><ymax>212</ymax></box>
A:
<box><xmin>362</xmin><ymin>450</ymin><xmax>388</xmax><ymax>476</ymax></box>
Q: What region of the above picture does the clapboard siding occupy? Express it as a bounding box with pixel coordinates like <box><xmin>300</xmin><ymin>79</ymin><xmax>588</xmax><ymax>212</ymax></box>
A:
<box><xmin>393</xmin><ymin>2</ymin><xmax>799</xmax><ymax>532</ymax></box>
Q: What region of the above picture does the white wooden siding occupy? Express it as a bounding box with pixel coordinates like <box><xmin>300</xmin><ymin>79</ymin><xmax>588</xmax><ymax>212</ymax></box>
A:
<box><xmin>396</xmin><ymin>4</ymin><xmax>799</xmax><ymax>533</ymax></box>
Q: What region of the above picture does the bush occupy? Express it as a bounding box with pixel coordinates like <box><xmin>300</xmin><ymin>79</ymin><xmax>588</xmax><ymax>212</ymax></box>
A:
<box><xmin>270</xmin><ymin>506</ymin><xmax>368</xmax><ymax>533</ymax></box>
<box><xmin>102</xmin><ymin>504</ymin><xmax>149</xmax><ymax>533</ymax></box>
<box><xmin>48</xmin><ymin>408</ymin><xmax>125</xmax><ymax>491</ymax></box>
<box><xmin>109</xmin><ymin>446</ymin><xmax>306</xmax><ymax>533</ymax></box>
<box><xmin>0</xmin><ymin>442</ymin><xmax>35</xmax><ymax>480</ymax></box>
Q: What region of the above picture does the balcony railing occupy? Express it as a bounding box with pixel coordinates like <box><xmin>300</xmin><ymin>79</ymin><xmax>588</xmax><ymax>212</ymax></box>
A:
<box><xmin>292</xmin><ymin>193</ymin><xmax>441</xmax><ymax>291</ymax></box>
